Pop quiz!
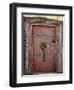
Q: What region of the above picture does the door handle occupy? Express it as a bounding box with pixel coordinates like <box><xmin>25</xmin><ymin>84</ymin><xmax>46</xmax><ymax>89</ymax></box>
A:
<box><xmin>40</xmin><ymin>42</ymin><xmax>47</xmax><ymax>62</ymax></box>
<box><xmin>52</xmin><ymin>39</ymin><xmax>59</xmax><ymax>43</ymax></box>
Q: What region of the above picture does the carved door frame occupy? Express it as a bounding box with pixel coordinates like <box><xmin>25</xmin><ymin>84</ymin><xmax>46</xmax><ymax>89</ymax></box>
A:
<box><xmin>23</xmin><ymin>17</ymin><xmax>63</xmax><ymax>74</ymax></box>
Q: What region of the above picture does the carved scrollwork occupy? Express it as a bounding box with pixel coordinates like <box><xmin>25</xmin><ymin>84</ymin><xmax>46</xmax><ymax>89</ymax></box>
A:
<box><xmin>24</xmin><ymin>17</ymin><xmax>62</xmax><ymax>25</ymax></box>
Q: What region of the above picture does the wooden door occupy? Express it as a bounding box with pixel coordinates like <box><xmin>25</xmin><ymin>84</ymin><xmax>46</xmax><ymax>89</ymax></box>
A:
<box><xmin>32</xmin><ymin>25</ymin><xmax>58</xmax><ymax>73</ymax></box>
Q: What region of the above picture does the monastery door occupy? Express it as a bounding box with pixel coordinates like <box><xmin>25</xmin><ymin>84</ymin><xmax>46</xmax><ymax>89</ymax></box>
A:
<box><xmin>31</xmin><ymin>25</ymin><xmax>59</xmax><ymax>73</ymax></box>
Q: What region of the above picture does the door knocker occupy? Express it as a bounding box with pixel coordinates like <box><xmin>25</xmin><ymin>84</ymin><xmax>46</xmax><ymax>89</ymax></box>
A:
<box><xmin>40</xmin><ymin>42</ymin><xmax>47</xmax><ymax>62</ymax></box>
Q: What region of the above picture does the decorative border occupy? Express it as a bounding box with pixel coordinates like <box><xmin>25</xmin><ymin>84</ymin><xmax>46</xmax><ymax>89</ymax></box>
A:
<box><xmin>22</xmin><ymin>15</ymin><xmax>63</xmax><ymax>75</ymax></box>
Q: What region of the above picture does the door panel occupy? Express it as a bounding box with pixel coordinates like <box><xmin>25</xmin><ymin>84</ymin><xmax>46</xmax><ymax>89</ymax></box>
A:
<box><xmin>32</xmin><ymin>25</ymin><xmax>58</xmax><ymax>73</ymax></box>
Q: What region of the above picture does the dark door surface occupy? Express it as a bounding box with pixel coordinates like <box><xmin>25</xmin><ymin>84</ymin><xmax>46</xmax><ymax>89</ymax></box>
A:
<box><xmin>32</xmin><ymin>25</ymin><xmax>58</xmax><ymax>73</ymax></box>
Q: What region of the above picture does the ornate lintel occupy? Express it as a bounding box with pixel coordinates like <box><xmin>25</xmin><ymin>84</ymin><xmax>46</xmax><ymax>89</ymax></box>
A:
<box><xmin>23</xmin><ymin>17</ymin><xmax>62</xmax><ymax>25</ymax></box>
